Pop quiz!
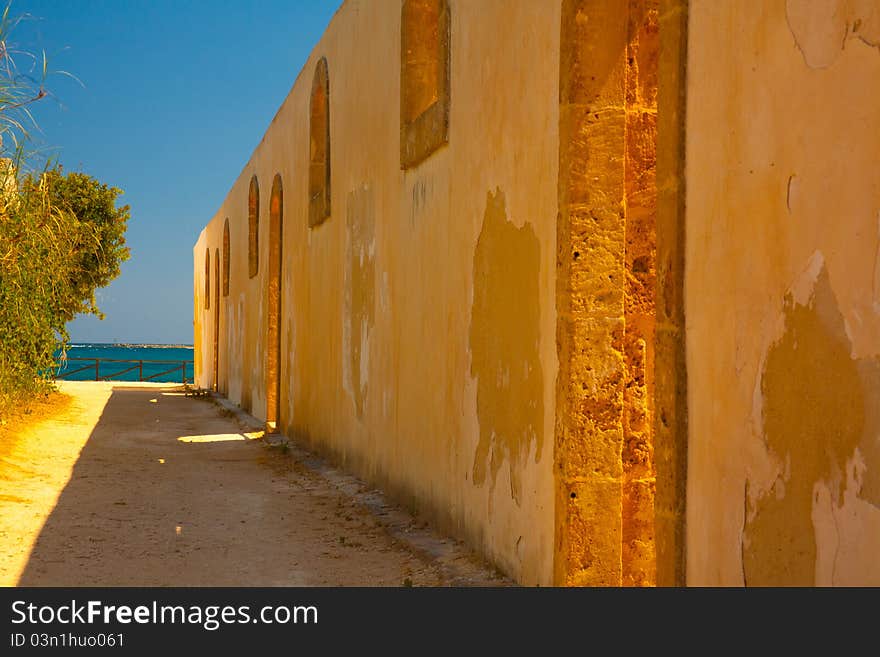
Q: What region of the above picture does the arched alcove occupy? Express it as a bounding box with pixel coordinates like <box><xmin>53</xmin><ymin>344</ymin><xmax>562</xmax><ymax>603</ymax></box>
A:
<box><xmin>308</xmin><ymin>58</ymin><xmax>331</xmax><ymax>227</ymax></box>
<box><xmin>248</xmin><ymin>176</ymin><xmax>259</xmax><ymax>277</ymax></box>
<box><xmin>222</xmin><ymin>218</ymin><xmax>230</xmax><ymax>297</ymax></box>
<box><xmin>400</xmin><ymin>0</ymin><xmax>450</xmax><ymax>168</ymax></box>
<box><xmin>266</xmin><ymin>173</ymin><xmax>284</xmax><ymax>430</ymax></box>
<box><xmin>213</xmin><ymin>248</ymin><xmax>220</xmax><ymax>391</ymax></box>
<box><xmin>204</xmin><ymin>248</ymin><xmax>210</xmax><ymax>310</ymax></box>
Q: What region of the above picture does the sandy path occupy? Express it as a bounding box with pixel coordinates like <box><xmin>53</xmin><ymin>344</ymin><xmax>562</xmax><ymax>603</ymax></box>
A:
<box><xmin>0</xmin><ymin>382</ymin><xmax>506</xmax><ymax>586</ymax></box>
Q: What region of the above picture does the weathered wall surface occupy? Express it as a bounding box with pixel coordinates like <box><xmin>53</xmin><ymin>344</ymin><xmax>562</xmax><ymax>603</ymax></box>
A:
<box><xmin>193</xmin><ymin>0</ymin><xmax>561</xmax><ymax>584</ymax></box>
<box><xmin>555</xmin><ymin>0</ymin><xmax>659</xmax><ymax>586</ymax></box>
<box><xmin>684</xmin><ymin>0</ymin><xmax>880</xmax><ymax>585</ymax></box>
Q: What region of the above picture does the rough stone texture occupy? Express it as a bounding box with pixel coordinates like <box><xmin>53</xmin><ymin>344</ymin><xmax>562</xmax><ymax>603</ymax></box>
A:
<box><xmin>556</xmin><ymin>0</ymin><xmax>626</xmax><ymax>587</ymax></box>
<box><xmin>555</xmin><ymin>0</ymin><xmax>658</xmax><ymax>586</ymax></box>
<box><xmin>622</xmin><ymin>0</ymin><xmax>658</xmax><ymax>587</ymax></box>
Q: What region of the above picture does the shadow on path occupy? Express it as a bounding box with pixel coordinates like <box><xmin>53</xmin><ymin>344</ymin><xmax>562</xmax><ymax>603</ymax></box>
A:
<box><xmin>17</xmin><ymin>385</ymin><xmax>450</xmax><ymax>586</ymax></box>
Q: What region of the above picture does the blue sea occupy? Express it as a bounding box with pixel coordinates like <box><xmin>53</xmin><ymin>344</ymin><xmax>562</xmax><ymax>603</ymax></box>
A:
<box><xmin>55</xmin><ymin>343</ymin><xmax>194</xmax><ymax>384</ymax></box>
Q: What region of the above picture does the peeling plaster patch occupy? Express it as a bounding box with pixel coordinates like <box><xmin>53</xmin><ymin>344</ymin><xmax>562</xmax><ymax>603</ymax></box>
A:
<box><xmin>848</xmin><ymin>0</ymin><xmax>880</xmax><ymax>47</ymax></box>
<box><xmin>786</xmin><ymin>0</ymin><xmax>880</xmax><ymax>69</ymax></box>
<box><xmin>343</xmin><ymin>185</ymin><xmax>375</xmax><ymax>420</ymax></box>
<box><xmin>744</xmin><ymin>262</ymin><xmax>869</xmax><ymax>585</ymax></box>
<box><xmin>786</xmin><ymin>0</ymin><xmax>849</xmax><ymax>68</ymax></box>
<box><xmin>830</xmin><ymin>449</ymin><xmax>880</xmax><ymax>583</ymax></box>
<box><xmin>790</xmin><ymin>250</ymin><xmax>825</xmax><ymax>306</ymax></box>
<box><xmin>469</xmin><ymin>189</ymin><xmax>543</xmax><ymax>506</ymax></box>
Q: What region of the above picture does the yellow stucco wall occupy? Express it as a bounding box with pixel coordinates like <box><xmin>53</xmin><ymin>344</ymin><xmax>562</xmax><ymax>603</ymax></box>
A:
<box><xmin>683</xmin><ymin>0</ymin><xmax>880</xmax><ymax>585</ymax></box>
<box><xmin>193</xmin><ymin>0</ymin><xmax>561</xmax><ymax>585</ymax></box>
<box><xmin>194</xmin><ymin>0</ymin><xmax>880</xmax><ymax>588</ymax></box>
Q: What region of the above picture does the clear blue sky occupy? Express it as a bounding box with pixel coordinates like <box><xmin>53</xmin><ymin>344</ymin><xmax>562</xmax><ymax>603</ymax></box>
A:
<box><xmin>13</xmin><ymin>0</ymin><xmax>341</xmax><ymax>345</ymax></box>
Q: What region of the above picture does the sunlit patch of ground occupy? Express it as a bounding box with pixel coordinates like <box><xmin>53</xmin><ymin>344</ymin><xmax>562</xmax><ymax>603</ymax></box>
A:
<box><xmin>0</xmin><ymin>381</ymin><xmax>507</xmax><ymax>587</ymax></box>
<box><xmin>0</xmin><ymin>383</ymin><xmax>113</xmax><ymax>585</ymax></box>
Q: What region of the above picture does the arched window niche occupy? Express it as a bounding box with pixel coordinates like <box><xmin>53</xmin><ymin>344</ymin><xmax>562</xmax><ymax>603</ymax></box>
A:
<box><xmin>222</xmin><ymin>218</ymin><xmax>230</xmax><ymax>297</ymax></box>
<box><xmin>400</xmin><ymin>0</ymin><xmax>450</xmax><ymax>169</ymax></box>
<box><xmin>248</xmin><ymin>176</ymin><xmax>260</xmax><ymax>278</ymax></box>
<box><xmin>204</xmin><ymin>248</ymin><xmax>210</xmax><ymax>310</ymax></box>
<box><xmin>309</xmin><ymin>57</ymin><xmax>331</xmax><ymax>227</ymax></box>
<box><xmin>266</xmin><ymin>173</ymin><xmax>284</xmax><ymax>429</ymax></box>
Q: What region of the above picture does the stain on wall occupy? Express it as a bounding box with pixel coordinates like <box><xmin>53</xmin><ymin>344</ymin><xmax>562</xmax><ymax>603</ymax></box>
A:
<box><xmin>470</xmin><ymin>189</ymin><xmax>543</xmax><ymax>505</ymax></box>
<box><xmin>746</xmin><ymin>265</ymin><xmax>859</xmax><ymax>583</ymax></box>
<box><xmin>744</xmin><ymin>262</ymin><xmax>879</xmax><ymax>585</ymax></box>
<box><xmin>343</xmin><ymin>185</ymin><xmax>376</xmax><ymax>420</ymax></box>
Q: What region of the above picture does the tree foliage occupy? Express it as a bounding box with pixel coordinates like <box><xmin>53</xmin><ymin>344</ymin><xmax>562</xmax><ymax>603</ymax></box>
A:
<box><xmin>0</xmin><ymin>161</ymin><xmax>87</xmax><ymax>415</ymax></box>
<box><xmin>33</xmin><ymin>166</ymin><xmax>131</xmax><ymax>320</ymax></box>
<box><xmin>0</xmin><ymin>4</ymin><xmax>130</xmax><ymax>420</ymax></box>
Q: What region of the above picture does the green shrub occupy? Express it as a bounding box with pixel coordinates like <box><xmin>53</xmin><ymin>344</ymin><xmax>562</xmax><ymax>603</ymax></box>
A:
<box><xmin>1</xmin><ymin>162</ymin><xmax>77</xmax><ymax>414</ymax></box>
<box><xmin>0</xmin><ymin>3</ymin><xmax>130</xmax><ymax>421</ymax></box>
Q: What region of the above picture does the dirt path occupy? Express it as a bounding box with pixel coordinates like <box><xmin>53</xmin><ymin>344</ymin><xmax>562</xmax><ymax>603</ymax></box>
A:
<box><xmin>0</xmin><ymin>382</ymin><xmax>507</xmax><ymax>586</ymax></box>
